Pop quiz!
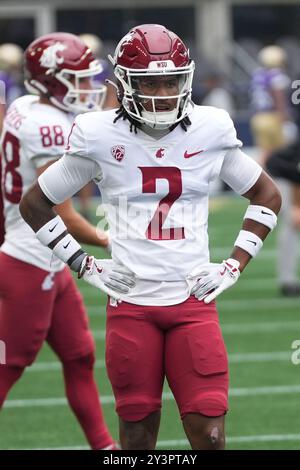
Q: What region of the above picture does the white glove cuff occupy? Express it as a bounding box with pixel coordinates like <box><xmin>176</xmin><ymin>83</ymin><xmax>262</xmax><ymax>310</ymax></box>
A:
<box><xmin>234</xmin><ymin>230</ymin><xmax>263</xmax><ymax>257</ymax></box>
<box><xmin>244</xmin><ymin>205</ymin><xmax>277</xmax><ymax>231</ymax></box>
<box><xmin>36</xmin><ymin>215</ymin><xmax>67</xmax><ymax>246</ymax></box>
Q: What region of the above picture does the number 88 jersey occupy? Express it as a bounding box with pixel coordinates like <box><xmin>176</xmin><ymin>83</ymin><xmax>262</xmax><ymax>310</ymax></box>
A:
<box><xmin>0</xmin><ymin>95</ymin><xmax>72</xmax><ymax>271</ymax></box>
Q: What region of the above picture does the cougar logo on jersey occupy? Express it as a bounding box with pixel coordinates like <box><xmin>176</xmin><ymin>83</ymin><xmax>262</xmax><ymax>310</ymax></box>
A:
<box><xmin>40</xmin><ymin>43</ymin><xmax>66</xmax><ymax>69</ymax></box>
<box><xmin>111</xmin><ymin>145</ymin><xmax>125</xmax><ymax>161</ymax></box>
<box><xmin>156</xmin><ymin>148</ymin><xmax>165</xmax><ymax>158</ymax></box>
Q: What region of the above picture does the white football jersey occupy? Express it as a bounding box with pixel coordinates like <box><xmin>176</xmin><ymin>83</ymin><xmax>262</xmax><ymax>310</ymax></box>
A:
<box><xmin>53</xmin><ymin>105</ymin><xmax>247</xmax><ymax>305</ymax></box>
<box><xmin>0</xmin><ymin>95</ymin><xmax>72</xmax><ymax>271</ymax></box>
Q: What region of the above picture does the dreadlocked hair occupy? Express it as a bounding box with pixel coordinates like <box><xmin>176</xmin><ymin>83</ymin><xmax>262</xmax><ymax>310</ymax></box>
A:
<box><xmin>113</xmin><ymin>105</ymin><xmax>192</xmax><ymax>133</ymax></box>
<box><xmin>113</xmin><ymin>106</ymin><xmax>141</xmax><ymax>134</ymax></box>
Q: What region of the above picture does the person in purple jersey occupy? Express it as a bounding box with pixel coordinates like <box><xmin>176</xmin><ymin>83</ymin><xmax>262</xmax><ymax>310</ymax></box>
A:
<box><xmin>250</xmin><ymin>45</ymin><xmax>297</xmax><ymax>166</ymax></box>
<box><xmin>251</xmin><ymin>45</ymin><xmax>300</xmax><ymax>296</ymax></box>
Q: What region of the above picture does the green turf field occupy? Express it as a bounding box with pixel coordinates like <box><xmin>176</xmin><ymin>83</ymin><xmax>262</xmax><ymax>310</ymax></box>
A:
<box><xmin>1</xmin><ymin>195</ymin><xmax>300</xmax><ymax>450</ymax></box>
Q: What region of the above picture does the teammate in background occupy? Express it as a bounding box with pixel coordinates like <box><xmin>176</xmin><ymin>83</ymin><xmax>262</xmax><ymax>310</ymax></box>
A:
<box><xmin>266</xmin><ymin>139</ymin><xmax>300</xmax><ymax>295</ymax></box>
<box><xmin>20</xmin><ymin>25</ymin><xmax>281</xmax><ymax>450</ymax></box>
<box><xmin>251</xmin><ymin>46</ymin><xmax>300</xmax><ymax>296</ymax></box>
<box><xmin>0</xmin><ymin>33</ymin><xmax>118</xmax><ymax>450</ymax></box>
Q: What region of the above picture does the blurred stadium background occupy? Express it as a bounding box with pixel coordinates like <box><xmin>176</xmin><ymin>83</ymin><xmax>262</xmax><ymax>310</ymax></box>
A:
<box><xmin>1</xmin><ymin>0</ymin><xmax>300</xmax><ymax>450</ymax></box>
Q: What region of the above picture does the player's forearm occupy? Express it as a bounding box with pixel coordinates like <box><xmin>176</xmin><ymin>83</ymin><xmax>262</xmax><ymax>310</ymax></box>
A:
<box><xmin>20</xmin><ymin>182</ymin><xmax>57</xmax><ymax>232</ymax></box>
<box><xmin>58</xmin><ymin>210</ymin><xmax>109</xmax><ymax>248</ymax></box>
<box><xmin>20</xmin><ymin>183</ymin><xmax>86</xmax><ymax>273</ymax></box>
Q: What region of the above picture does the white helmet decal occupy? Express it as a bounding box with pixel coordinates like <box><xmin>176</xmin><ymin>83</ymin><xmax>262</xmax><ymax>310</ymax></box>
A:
<box><xmin>114</xmin><ymin>32</ymin><xmax>135</xmax><ymax>61</ymax></box>
<box><xmin>40</xmin><ymin>42</ymin><xmax>67</xmax><ymax>69</ymax></box>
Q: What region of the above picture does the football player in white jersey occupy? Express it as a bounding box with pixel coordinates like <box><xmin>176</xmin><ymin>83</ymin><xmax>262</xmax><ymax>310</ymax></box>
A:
<box><xmin>20</xmin><ymin>25</ymin><xmax>281</xmax><ymax>450</ymax></box>
<box><xmin>0</xmin><ymin>32</ymin><xmax>124</xmax><ymax>450</ymax></box>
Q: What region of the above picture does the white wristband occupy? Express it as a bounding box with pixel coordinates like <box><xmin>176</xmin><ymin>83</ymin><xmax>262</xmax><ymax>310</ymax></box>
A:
<box><xmin>234</xmin><ymin>230</ymin><xmax>263</xmax><ymax>257</ymax></box>
<box><xmin>52</xmin><ymin>234</ymin><xmax>82</xmax><ymax>264</ymax></box>
<box><xmin>36</xmin><ymin>215</ymin><xmax>67</xmax><ymax>246</ymax></box>
<box><xmin>244</xmin><ymin>205</ymin><xmax>277</xmax><ymax>231</ymax></box>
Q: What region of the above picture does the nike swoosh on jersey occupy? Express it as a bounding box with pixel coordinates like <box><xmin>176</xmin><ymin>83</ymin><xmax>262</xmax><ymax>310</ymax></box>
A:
<box><xmin>49</xmin><ymin>222</ymin><xmax>58</xmax><ymax>232</ymax></box>
<box><xmin>184</xmin><ymin>150</ymin><xmax>204</xmax><ymax>158</ymax></box>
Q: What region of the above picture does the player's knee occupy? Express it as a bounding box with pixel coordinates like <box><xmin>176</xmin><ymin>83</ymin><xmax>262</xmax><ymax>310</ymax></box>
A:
<box><xmin>205</xmin><ymin>425</ymin><xmax>225</xmax><ymax>450</ymax></box>
<box><xmin>188</xmin><ymin>423</ymin><xmax>225</xmax><ymax>450</ymax></box>
<box><xmin>123</xmin><ymin>427</ymin><xmax>153</xmax><ymax>450</ymax></box>
<box><xmin>77</xmin><ymin>352</ymin><xmax>95</xmax><ymax>370</ymax></box>
<box><xmin>0</xmin><ymin>366</ymin><xmax>24</xmax><ymax>408</ymax></box>
<box><xmin>63</xmin><ymin>352</ymin><xmax>95</xmax><ymax>372</ymax></box>
<box><xmin>120</xmin><ymin>412</ymin><xmax>160</xmax><ymax>450</ymax></box>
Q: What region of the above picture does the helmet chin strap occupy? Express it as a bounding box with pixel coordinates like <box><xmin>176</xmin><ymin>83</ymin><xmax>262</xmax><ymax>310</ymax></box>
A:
<box><xmin>141</xmin><ymin>109</ymin><xmax>178</xmax><ymax>130</ymax></box>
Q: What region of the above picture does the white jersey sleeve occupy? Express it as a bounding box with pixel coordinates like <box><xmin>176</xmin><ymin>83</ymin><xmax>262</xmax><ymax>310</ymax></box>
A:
<box><xmin>64</xmin><ymin>116</ymin><xmax>88</xmax><ymax>157</ymax></box>
<box><xmin>219</xmin><ymin>109</ymin><xmax>242</xmax><ymax>150</ymax></box>
<box><xmin>38</xmin><ymin>115</ymin><xmax>102</xmax><ymax>204</ymax></box>
<box><xmin>220</xmin><ymin>147</ymin><xmax>262</xmax><ymax>194</ymax></box>
<box><xmin>207</xmin><ymin>108</ymin><xmax>243</xmax><ymax>181</ymax></box>
<box><xmin>38</xmin><ymin>154</ymin><xmax>102</xmax><ymax>204</ymax></box>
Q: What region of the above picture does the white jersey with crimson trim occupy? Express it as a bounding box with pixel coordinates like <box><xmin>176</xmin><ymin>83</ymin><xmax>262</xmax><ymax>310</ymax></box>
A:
<box><xmin>39</xmin><ymin>105</ymin><xmax>261</xmax><ymax>305</ymax></box>
<box><xmin>59</xmin><ymin>104</ymin><xmax>250</xmax><ymax>305</ymax></box>
<box><xmin>0</xmin><ymin>94</ymin><xmax>72</xmax><ymax>271</ymax></box>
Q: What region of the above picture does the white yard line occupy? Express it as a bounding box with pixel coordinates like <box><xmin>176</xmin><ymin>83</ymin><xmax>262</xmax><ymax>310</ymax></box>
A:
<box><xmin>16</xmin><ymin>433</ymin><xmax>300</xmax><ymax>450</ymax></box>
<box><xmin>5</xmin><ymin>384</ymin><xmax>300</xmax><ymax>409</ymax></box>
<box><xmin>24</xmin><ymin>348</ymin><xmax>295</xmax><ymax>374</ymax></box>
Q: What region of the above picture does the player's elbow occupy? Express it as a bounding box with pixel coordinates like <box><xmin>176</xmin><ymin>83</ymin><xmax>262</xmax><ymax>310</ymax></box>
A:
<box><xmin>247</xmin><ymin>172</ymin><xmax>282</xmax><ymax>214</ymax></box>
<box><xmin>261</xmin><ymin>178</ymin><xmax>282</xmax><ymax>214</ymax></box>
<box><xmin>270</xmin><ymin>184</ymin><xmax>282</xmax><ymax>214</ymax></box>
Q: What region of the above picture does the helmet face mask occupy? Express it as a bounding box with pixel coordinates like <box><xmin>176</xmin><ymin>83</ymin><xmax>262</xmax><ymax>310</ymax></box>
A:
<box><xmin>110</xmin><ymin>24</ymin><xmax>195</xmax><ymax>130</ymax></box>
<box><xmin>24</xmin><ymin>32</ymin><xmax>107</xmax><ymax>113</ymax></box>
<box><xmin>56</xmin><ymin>61</ymin><xmax>107</xmax><ymax>113</ymax></box>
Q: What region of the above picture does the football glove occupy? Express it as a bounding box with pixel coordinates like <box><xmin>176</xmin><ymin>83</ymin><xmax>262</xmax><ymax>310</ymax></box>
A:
<box><xmin>187</xmin><ymin>258</ymin><xmax>240</xmax><ymax>304</ymax></box>
<box><xmin>78</xmin><ymin>256</ymin><xmax>136</xmax><ymax>299</ymax></box>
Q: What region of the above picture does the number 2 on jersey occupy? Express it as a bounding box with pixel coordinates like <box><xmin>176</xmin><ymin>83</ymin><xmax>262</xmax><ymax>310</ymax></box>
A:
<box><xmin>139</xmin><ymin>166</ymin><xmax>185</xmax><ymax>240</ymax></box>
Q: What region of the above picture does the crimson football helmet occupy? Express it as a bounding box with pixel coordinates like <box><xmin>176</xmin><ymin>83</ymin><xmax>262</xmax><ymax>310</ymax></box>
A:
<box><xmin>24</xmin><ymin>32</ymin><xmax>107</xmax><ymax>113</ymax></box>
<box><xmin>109</xmin><ymin>24</ymin><xmax>194</xmax><ymax>129</ymax></box>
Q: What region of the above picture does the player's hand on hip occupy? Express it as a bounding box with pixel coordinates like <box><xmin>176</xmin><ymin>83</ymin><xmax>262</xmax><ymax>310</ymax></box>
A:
<box><xmin>188</xmin><ymin>258</ymin><xmax>240</xmax><ymax>303</ymax></box>
<box><xmin>78</xmin><ymin>256</ymin><xmax>136</xmax><ymax>299</ymax></box>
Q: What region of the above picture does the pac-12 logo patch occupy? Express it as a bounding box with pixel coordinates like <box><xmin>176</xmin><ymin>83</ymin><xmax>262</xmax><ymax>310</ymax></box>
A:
<box><xmin>111</xmin><ymin>145</ymin><xmax>125</xmax><ymax>161</ymax></box>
